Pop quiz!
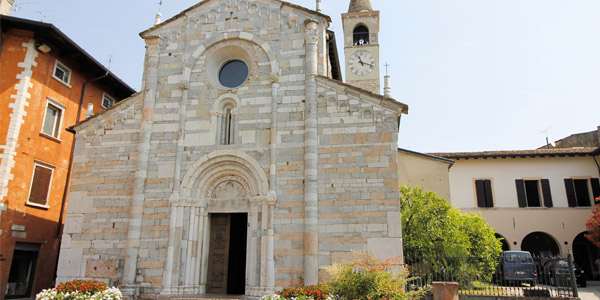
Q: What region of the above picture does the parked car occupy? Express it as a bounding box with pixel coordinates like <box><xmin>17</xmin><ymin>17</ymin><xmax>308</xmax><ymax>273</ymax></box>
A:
<box><xmin>494</xmin><ymin>251</ymin><xmax>538</xmax><ymax>286</ymax></box>
<box><xmin>542</xmin><ymin>258</ymin><xmax>586</xmax><ymax>287</ymax></box>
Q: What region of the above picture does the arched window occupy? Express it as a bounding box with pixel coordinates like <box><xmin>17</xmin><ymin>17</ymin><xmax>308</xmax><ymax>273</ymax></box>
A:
<box><xmin>213</xmin><ymin>95</ymin><xmax>240</xmax><ymax>146</ymax></box>
<box><xmin>353</xmin><ymin>25</ymin><xmax>369</xmax><ymax>46</ymax></box>
<box><xmin>219</xmin><ymin>104</ymin><xmax>235</xmax><ymax>145</ymax></box>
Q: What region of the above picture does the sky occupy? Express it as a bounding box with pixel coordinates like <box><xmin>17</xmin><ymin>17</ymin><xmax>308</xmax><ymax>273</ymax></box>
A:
<box><xmin>11</xmin><ymin>0</ymin><xmax>600</xmax><ymax>153</ymax></box>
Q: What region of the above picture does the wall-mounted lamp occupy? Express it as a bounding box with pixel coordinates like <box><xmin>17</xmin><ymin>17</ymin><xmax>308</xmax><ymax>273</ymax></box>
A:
<box><xmin>35</xmin><ymin>43</ymin><xmax>51</xmax><ymax>53</ymax></box>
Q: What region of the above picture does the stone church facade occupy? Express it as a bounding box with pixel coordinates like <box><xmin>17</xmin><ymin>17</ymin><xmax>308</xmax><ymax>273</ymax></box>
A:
<box><xmin>56</xmin><ymin>0</ymin><xmax>408</xmax><ymax>298</ymax></box>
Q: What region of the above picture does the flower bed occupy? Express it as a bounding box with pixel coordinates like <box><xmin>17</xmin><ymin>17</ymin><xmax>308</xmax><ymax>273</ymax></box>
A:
<box><xmin>262</xmin><ymin>251</ymin><xmax>427</xmax><ymax>300</ymax></box>
<box><xmin>261</xmin><ymin>285</ymin><xmax>333</xmax><ymax>300</ymax></box>
<box><xmin>36</xmin><ymin>280</ymin><xmax>122</xmax><ymax>300</ymax></box>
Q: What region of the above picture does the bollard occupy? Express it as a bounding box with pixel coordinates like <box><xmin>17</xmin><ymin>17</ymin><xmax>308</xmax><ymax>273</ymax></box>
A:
<box><xmin>432</xmin><ymin>282</ymin><xmax>459</xmax><ymax>300</ymax></box>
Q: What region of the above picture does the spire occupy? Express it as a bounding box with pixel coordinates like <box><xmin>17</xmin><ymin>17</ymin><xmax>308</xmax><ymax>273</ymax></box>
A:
<box><xmin>348</xmin><ymin>0</ymin><xmax>373</xmax><ymax>13</ymax></box>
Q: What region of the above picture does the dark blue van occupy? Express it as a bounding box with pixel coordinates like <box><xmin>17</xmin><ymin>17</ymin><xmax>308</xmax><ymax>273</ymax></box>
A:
<box><xmin>495</xmin><ymin>251</ymin><xmax>538</xmax><ymax>286</ymax></box>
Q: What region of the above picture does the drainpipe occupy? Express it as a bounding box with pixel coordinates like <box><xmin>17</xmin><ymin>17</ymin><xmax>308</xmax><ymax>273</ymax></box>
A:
<box><xmin>54</xmin><ymin>71</ymin><xmax>109</xmax><ymax>237</ymax></box>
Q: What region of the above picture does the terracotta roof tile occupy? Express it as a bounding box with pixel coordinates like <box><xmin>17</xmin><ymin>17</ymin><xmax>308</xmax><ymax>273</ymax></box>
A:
<box><xmin>429</xmin><ymin>147</ymin><xmax>600</xmax><ymax>159</ymax></box>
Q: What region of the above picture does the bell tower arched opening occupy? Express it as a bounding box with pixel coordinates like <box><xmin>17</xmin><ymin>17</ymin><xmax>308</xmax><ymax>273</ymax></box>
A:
<box><xmin>353</xmin><ymin>25</ymin><xmax>370</xmax><ymax>46</ymax></box>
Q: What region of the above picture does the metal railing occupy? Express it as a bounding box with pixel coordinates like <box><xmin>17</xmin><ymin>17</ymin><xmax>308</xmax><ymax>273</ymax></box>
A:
<box><xmin>404</xmin><ymin>253</ymin><xmax>580</xmax><ymax>298</ymax></box>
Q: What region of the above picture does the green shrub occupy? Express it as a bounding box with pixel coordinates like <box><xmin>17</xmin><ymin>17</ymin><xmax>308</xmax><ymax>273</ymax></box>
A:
<box><xmin>324</xmin><ymin>251</ymin><xmax>427</xmax><ymax>300</ymax></box>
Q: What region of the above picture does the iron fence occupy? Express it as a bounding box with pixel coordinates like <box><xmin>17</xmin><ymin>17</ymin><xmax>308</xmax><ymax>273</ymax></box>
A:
<box><xmin>404</xmin><ymin>253</ymin><xmax>580</xmax><ymax>298</ymax></box>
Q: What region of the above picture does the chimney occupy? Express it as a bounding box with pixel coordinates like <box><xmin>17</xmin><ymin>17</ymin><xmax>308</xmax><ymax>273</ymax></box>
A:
<box><xmin>0</xmin><ymin>0</ymin><xmax>14</xmax><ymax>15</ymax></box>
<box><xmin>85</xmin><ymin>103</ymin><xmax>94</xmax><ymax>119</ymax></box>
<box><xmin>383</xmin><ymin>75</ymin><xmax>392</xmax><ymax>98</ymax></box>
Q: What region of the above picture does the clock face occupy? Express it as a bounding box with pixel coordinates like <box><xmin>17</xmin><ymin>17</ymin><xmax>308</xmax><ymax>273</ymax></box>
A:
<box><xmin>348</xmin><ymin>50</ymin><xmax>376</xmax><ymax>76</ymax></box>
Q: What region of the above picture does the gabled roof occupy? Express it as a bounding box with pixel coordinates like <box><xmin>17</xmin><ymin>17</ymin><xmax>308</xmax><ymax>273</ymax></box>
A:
<box><xmin>140</xmin><ymin>0</ymin><xmax>332</xmax><ymax>38</ymax></box>
<box><xmin>0</xmin><ymin>15</ymin><xmax>136</xmax><ymax>99</ymax></box>
<box><xmin>398</xmin><ymin>148</ymin><xmax>454</xmax><ymax>165</ymax></box>
<box><xmin>429</xmin><ymin>147</ymin><xmax>600</xmax><ymax>160</ymax></box>
<box><xmin>70</xmin><ymin>92</ymin><xmax>144</xmax><ymax>132</ymax></box>
<box><xmin>316</xmin><ymin>75</ymin><xmax>408</xmax><ymax>115</ymax></box>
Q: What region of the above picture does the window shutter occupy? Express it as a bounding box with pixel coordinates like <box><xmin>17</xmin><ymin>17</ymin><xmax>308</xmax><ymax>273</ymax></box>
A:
<box><xmin>591</xmin><ymin>178</ymin><xmax>600</xmax><ymax>203</ymax></box>
<box><xmin>564</xmin><ymin>179</ymin><xmax>577</xmax><ymax>207</ymax></box>
<box><xmin>28</xmin><ymin>166</ymin><xmax>52</xmax><ymax>205</ymax></box>
<box><xmin>541</xmin><ymin>179</ymin><xmax>553</xmax><ymax>208</ymax></box>
<box><xmin>515</xmin><ymin>179</ymin><xmax>527</xmax><ymax>207</ymax></box>
<box><xmin>475</xmin><ymin>180</ymin><xmax>487</xmax><ymax>208</ymax></box>
<box><xmin>484</xmin><ymin>180</ymin><xmax>494</xmax><ymax>207</ymax></box>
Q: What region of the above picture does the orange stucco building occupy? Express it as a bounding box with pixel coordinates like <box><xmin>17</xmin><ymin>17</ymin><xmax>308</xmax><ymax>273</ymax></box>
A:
<box><xmin>0</xmin><ymin>15</ymin><xmax>135</xmax><ymax>299</ymax></box>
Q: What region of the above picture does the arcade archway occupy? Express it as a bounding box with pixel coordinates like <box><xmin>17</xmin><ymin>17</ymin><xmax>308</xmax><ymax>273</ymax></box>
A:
<box><xmin>573</xmin><ymin>232</ymin><xmax>599</xmax><ymax>280</ymax></box>
<box><xmin>495</xmin><ymin>233</ymin><xmax>510</xmax><ymax>251</ymax></box>
<box><xmin>521</xmin><ymin>232</ymin><xmax>560</xmax><ymax>257</ymax></box>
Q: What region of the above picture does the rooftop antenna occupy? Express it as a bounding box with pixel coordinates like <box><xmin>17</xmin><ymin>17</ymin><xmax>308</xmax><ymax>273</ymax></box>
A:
<box><xmin>107</xmin><ymin>55</ymin><xmax>113</xmax><ymax>70</ymax></box>
<box><xmin>539</xmin><ymin>126</ymin><xmax>552</xmax><ymax>148</ymax></box>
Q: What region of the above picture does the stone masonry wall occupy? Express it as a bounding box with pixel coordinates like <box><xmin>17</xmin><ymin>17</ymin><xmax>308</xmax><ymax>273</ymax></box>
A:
<box><xmin>58</xmin><ymin>0</ymin><xmax>405</xmax><ymax>297</ymax></box>
<box><xmin>314</xmin><ymin>79</ymin><xmax>402</xmax><ymax>280</ymax></box>
<box><xmin>134</xmin><ymin>1</ymin><xmax>328</xmax><ymax>295</ymax></box>
<box><xmin>57</xmin><ymin>94</ymin><xmax>143</xmax><ymax>287</ymax></box>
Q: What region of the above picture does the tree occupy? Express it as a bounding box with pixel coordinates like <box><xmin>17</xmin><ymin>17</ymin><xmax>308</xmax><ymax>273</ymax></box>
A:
<box><xmin>585</xmin><ymin>199</ymin><xmax>600</xmax><ymax>248</ymax></box>
<box><xmin>400</xmin><ymin>186</ymin><xmax>502</xmax><ymax>282</ymax></box>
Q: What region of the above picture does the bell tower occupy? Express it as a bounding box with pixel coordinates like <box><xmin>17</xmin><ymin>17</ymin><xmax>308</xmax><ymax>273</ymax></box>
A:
<box><xmin>342</xmin><ymin>0</ymin><xmax>380</xmax><ymax>94</ymax></box>
<box><xmin>0</xmin><ymin>0</ymin><xmax>14</xmax><ymax>15</ymax></box>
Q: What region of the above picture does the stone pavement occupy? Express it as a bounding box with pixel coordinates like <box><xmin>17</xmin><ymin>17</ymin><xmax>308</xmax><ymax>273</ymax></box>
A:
<box><xmin>579</xmin><ymin>281</ymin><xmax>600</xmax><ymax>300</ymax></box>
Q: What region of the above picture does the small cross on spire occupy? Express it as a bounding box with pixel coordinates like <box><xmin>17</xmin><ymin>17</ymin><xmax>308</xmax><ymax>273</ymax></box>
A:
<box><xmin>384</xmin><ymin>62</ymin><xmax>390</xmax><ymax>76</ymax></box>
<box><xmin>158</xmin><ymin>0</ymin><xmax>164</xmax><ymax>12</ymax></box>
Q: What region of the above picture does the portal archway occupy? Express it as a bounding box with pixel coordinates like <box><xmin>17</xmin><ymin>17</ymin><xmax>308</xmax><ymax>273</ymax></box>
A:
<box><xmin>521</xmin><ymin>232</ymin><xmax>560</xmax><ymax>257</ymax></box>
<box><xmin>162</xmin><ymin>150</ymin><xmax>274</xmax><ymax>297</ymax></box>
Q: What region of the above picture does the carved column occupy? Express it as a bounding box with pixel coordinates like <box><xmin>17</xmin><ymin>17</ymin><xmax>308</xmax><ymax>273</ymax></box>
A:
<box><xmin>122</xmin><ymin>35</ymin><xmax>162</xmax><ymax>296</ymax></box>
<box><xmin>304</xmin><ymin>20</ymin><xmax>319</xmax><ymax>286</ymax></box>
<box><xmin>266</xmin><ymin>192</ymin><xmax>277</xmax><ymax>289</ymax></box>
<box><xmin>268</xmin><ymin>80</ymin><xmax>280</xmax><ymax>290</ymax></box>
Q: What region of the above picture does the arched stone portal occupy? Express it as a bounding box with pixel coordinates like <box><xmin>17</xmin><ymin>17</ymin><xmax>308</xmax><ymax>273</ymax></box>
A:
<box><xmin>521</xmin><ymin>232</ymin><xmax>560</xmax><ymax>257</ymax></box>
<box><xmin>573</xmin><ymin>232</ymin><xmax>599</xmax><ymax>280</ymax></box>
<box><xmin>161</xmin><ymin>150</ymin><xmax>275</xmax><ymax>297</ymax></box>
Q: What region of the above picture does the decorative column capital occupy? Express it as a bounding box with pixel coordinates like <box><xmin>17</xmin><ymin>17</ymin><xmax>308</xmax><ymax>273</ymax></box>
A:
<box><xmin>210</xmin><ymin>110</ymin><xmax>225</xmax><ymax>117</ymax></box>
<box><xmin>304</xmin><ymin>20</ymin><xmax>319</xmax><ymax>45</ymax></box>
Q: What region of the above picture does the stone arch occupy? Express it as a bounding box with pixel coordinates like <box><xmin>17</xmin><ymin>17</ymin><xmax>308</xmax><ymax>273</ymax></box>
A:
<box><xmin>180</xmin><ymin>149</ymin><xmax>269</xmax><ymax>204</ymax></box>
<box><xmin>213</xmin><ymin>93</ymin><xmax>241</xmax><ymax>112</ymax></box>
<box><xmin>187</xmin><ymin>33</ymin><xmax>278</xmax><ymax>80</ymax></box>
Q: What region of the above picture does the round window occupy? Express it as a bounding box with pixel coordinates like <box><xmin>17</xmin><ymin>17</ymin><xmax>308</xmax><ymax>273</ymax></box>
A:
<box><xmin>219</xmin><ymin>60</ymin><xmax>248</xmax><ymax>88</ymax></box>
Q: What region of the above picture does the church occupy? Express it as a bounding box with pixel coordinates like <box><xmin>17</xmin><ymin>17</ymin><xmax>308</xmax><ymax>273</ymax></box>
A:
<box><xmin>56</xmin><ymin>0</ymin><xmax>408</xmax><ymax>298</ymax></box>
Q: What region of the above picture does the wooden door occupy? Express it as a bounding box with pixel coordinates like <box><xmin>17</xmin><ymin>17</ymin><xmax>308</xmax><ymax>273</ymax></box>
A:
<box><xmin>207</xmin><ymin>214</ymin><xmax>231</xmax><ymax>294</ymax></box>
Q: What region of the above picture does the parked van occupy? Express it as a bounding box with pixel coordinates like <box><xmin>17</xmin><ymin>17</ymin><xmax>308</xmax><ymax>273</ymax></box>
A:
<box><xmin>495</xmin><ymin>251</ymin><xmax>538</xmax><ymax>286</ymax></box>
